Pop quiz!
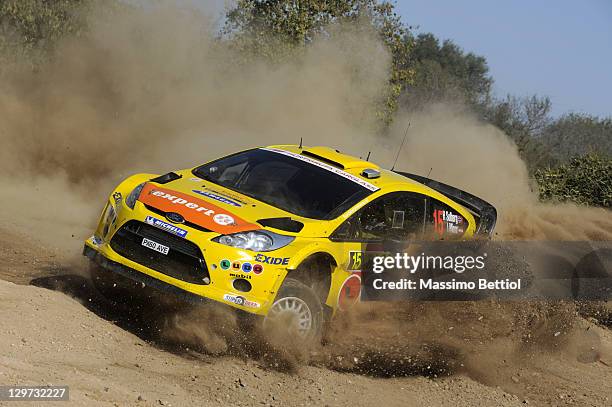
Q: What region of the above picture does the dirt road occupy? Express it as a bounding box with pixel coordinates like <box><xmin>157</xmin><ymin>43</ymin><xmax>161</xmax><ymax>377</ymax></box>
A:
<box><xmin>0</xmin><ymin>228</ymin><xmax>610</xmax><ymax>406</ymax></box>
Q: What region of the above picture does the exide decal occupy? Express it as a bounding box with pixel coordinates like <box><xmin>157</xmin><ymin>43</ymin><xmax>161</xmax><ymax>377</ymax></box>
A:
<box><xmin>137</xmin><ymin>183</ymin><xmax>259</xmax><ymax>234</ymax></box>
<box><xmin>254</xmin><ymin>254</ymin><xmax>289</xmax><ymax>265</ymax></box>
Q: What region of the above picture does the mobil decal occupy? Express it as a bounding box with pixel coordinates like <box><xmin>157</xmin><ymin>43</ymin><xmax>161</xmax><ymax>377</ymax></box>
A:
<box><xmin>137</xmin><ymin>183</ymin><xmax>260</xmax><ymax>234</ymax></box>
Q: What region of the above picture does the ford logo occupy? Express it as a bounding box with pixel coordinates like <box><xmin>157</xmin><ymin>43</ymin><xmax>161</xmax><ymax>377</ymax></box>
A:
<box><xmin>165</xmin><ymin>212</ymin><xmax>185</xmax><ymax>224</ymax></box>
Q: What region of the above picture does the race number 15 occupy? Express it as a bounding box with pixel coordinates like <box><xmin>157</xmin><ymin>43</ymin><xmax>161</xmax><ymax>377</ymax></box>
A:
<box><xmin>348</xmin><ymin>251</ymin><xmax>363</xmax><ymax>271</ymax></box>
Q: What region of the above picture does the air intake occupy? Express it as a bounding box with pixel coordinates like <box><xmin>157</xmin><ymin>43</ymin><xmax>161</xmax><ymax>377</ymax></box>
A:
<box><xmin>361</xmin><ymin>168</ymin><xmax>380</xmax><ymax>179</ymax></box>
<box><xmin>301</xmin><ymin>151</ymin><xmax>345</xmax><ymax>169</ymax></box>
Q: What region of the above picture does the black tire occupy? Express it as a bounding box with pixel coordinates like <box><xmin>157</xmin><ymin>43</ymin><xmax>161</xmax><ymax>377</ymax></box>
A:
<box><xmin>263</xmin><ymin>278</ymin><xmax>325</xmax><ymax>342</ymax></box>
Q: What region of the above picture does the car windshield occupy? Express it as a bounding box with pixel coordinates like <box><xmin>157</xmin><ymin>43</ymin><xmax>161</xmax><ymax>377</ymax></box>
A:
<box><xmin>193</xmin><ymin>149</ymin><xmax>373</xmax><ymax>220</ymax></box>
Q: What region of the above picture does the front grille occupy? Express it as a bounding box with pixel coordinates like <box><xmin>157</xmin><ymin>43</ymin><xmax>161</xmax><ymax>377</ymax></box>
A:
<box><xmin>110</xmin><ymin>220</ymin><xmax>210</xmax><ymax>285</ymax></box>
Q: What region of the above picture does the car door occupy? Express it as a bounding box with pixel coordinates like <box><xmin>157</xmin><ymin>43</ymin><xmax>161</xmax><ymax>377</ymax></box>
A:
<box><xmin>332</xmin><ymin>191</ymin><xmax>427</xmax><ymax>243</ymax></box>
<box><xmin>328</xmin><ymin>191</ymin><xmax>427</xmax><ymax>309</ymax></box>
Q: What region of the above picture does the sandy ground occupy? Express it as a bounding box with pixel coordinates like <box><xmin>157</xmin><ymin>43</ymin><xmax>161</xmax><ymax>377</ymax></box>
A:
<box><xmin>0</xmin><ymin>228</ymin><xmax>610</xmax><ymax>407</ymax></box>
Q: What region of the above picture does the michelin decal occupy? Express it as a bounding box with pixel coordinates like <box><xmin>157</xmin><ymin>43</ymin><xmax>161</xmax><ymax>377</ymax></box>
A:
<box><xmin>145</xmin><ymin>216</ymin><xmax>188</xmax><ymax>238</ymax></box>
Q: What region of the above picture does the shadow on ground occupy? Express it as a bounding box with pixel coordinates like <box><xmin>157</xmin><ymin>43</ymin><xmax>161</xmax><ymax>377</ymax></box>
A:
<box><xmin>30</xmin><ymin>270</ymin><xmax>198</xmax><ymax>351</ymax></box>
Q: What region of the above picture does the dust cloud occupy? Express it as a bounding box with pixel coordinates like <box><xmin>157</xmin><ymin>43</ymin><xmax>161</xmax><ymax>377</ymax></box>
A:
<box><xmin>1</xmin><ymin>3</ymin><xmax>608</xmax><ymax>249</ymax></box>
<box><xmin>388</xmin><ymin>104</ymin><xmax>612</xmax><ymax>240</ymax></box>
<box><xmin>0</xmin><ymin>3</ymin><xmax>389</xmax><ymax>252</ymax></box>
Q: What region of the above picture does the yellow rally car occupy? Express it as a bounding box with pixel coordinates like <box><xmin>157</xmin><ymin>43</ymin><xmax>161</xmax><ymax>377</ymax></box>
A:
<box><xmin>83</xmin><ymin>145</ymin><xmax>496</xmax><ymax>339</ymax></box>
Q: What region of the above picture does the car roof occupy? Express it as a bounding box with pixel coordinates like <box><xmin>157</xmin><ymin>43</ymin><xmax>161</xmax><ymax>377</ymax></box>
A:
<box><xmin>264</xmin><ymin>144</ymin><xmax>427</xmax><ymax>192</ymax></box>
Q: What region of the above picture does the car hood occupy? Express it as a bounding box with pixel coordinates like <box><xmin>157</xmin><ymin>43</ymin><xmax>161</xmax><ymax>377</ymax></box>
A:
<box><xmin>136</xmin><ymin>172</ymin><xmax>333</xmax><ymax>237</ymax></box>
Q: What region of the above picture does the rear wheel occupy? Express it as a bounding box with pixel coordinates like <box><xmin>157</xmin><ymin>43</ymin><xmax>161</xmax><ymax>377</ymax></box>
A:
<box><xmin>263</xmin><ymin>278</ymin><xmax>324</xmax><ymax>342</ymax></box>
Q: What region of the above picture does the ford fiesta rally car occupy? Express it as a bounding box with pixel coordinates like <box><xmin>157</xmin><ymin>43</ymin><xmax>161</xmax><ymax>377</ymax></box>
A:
<box><xmin>84</xmin><ymin>145</ymin><xmax>496</xmax><ymax>339</ymax></box>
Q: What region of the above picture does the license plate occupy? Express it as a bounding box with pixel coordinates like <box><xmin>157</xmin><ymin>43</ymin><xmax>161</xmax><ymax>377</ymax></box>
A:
<box><xmin>141</xmin><ymin>237</ymin><xmax>169</xmax><ymax>255</ymax></box>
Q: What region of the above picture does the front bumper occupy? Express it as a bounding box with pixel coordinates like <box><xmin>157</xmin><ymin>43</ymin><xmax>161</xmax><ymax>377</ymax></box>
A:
<box><xmin>84</xmin><ymin>245</ymin><xmax>209</xmax><ymax>304</ymax></box>
<box><xmin>86</xmin><ymin>184</ymin><xmax>301</xmax><ymax>315</ymax></box>
<box><xmin>84</xmin><ymin>227</ymin><xmax>287</xmax><ymax>315</ymax></box>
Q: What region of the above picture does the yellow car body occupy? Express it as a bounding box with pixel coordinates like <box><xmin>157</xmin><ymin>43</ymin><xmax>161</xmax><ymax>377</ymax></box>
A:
<box><xmin>83</xmin><ymin>145</ymin><xmax>496</xmax><ymax>317</ymax></box>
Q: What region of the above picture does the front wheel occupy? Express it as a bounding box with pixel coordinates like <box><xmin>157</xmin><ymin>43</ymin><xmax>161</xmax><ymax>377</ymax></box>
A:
<box><xmin>263</xmin><ymin>278</ymin><xmax>325</xmax><ymax>342</ymax></box>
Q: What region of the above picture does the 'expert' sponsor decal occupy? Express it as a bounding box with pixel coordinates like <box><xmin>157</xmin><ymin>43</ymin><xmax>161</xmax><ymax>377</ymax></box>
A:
<box><xmin>137</xmin><ymin>183</ymin><xmax>259</xmax><ymax>234</ymax></box>
<box><xmin>145</xmin><ymin>216</ymin><xmax>188</xmax><ymax>238</ymax></box>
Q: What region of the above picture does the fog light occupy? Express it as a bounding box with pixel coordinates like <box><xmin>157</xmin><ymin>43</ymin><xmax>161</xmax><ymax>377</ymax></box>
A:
<box><xmin>233</xmin><ymin>278</ymin><xmax>251</xmax><ymax>292</ymax></box>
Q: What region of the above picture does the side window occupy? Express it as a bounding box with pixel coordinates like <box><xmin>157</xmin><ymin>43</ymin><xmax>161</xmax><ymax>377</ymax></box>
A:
<box><xmin>332</xmin><ymin>192</ymin><xmax>426</xmax><ymax>241</ymax></box>
<box><xmin>426</xmin><ymin>198</ymin><xmax>469</xmax><ymax>239</ymax></box>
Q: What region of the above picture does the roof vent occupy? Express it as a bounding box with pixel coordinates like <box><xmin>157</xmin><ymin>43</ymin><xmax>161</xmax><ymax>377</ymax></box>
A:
<box><xmin>361</xmin><ymin>168</ymin><xmax>380</xmax><ymax>179</ymax></box>
<box><xmin>301</xmin><ymin>151</ymin><xmax>345</xmax><ymax>169</ymax></box>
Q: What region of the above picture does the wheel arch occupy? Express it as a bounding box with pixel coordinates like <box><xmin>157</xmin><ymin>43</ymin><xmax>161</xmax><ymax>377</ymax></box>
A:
<box><xmin>286</xmin><ymin>251</ymin><xmax>338</xmax><ymax>313</ymax></box>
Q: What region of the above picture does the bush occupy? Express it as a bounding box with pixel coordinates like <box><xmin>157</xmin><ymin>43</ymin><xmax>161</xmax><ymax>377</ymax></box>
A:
<box><xmin>535</xmin><ymin>154</ymin><xmax>612</xmax><ymax>208</ymax></box>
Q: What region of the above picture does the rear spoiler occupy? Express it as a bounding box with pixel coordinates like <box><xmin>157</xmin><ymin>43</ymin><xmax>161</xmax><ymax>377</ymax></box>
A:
<box><xmin>395</xmin><ymin>171</ymin><xmax>497</xmax><ymax>237</ymax></box>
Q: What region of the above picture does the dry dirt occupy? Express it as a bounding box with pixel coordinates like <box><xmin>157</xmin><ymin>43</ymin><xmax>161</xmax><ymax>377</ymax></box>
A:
<box><xmin>0</xmin><ymin>227</ymin><xmax>611</xmax><ymax>407</ymax></box>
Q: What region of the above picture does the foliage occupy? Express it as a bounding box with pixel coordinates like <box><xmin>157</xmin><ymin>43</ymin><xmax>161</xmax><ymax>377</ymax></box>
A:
<box><xmin>0</xmin><ymin>0</ymin><xmax>610</xmax><ymax>208</ymax></box>
<box><xmin>223</xmin><ymin>0</ymin><xmax>413</xmax><ymax>127</ymax></box>
<box><xmin>0</xmin><ymin>0</ymin><xmax>89</xmax><ymax>49</ymax></box>
<box><xmin>540</xmin><ymin>113</ymin><xmax>612</xmax><ymax>162</ymax></box>
<box><xmin>480</xmin><ymin>94</ymin><xmax>555</xmax><ymax>169</ymax></box>
<box><xmin>534</xmin><ymin>154</ymin><xmax>612</xmax><ymax>208</ymax></box>
<box><xmin>0</xmin><ymin>0</ymin><xmax>96</xmax><ymax>72</ymax></box>
<box><xmin>400</xmin><ymin>33</ymin><xmax>492</xmax><ymax>110</ymax></box>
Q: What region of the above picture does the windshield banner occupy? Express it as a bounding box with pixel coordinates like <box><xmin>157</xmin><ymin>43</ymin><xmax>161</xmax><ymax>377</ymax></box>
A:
<box><xmin>262</xmin><ymin>147</ymin><xmax>380</xmax><ymax>192</ymax></box>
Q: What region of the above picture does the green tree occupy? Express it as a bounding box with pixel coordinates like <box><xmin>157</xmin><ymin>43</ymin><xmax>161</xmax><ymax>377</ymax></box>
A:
<box><xmin>0</xmin><ymin>0</ymin><xmax>89</xmax><ymax>49</ymax></box>
<box><xmin>481</xmin><ymin>94</ymin><xmax>555</xmax><ymax>169</ymax></box>
<box><xmin>223</xmin><ymin>0</ymin><xmax>413</xmax><ymax>126</ymax></box>
<box><xmin>0</xmin><ymin>0</ymin><xmax>95</xmax><ymax>71</ymax></box>
<box><xmin>535</xmin><ymin>153</ymin><xmax>612</xmax><ymax>207</ymax></box>
<box><xmin>400</xmin><ymin>33</ymin><xmax>492</xmax><ymax>110</ymax></box>
<box><xmin>540</xmin><ymin>113</ymin><xmax>612</xmax><ymax>163</ymax></box>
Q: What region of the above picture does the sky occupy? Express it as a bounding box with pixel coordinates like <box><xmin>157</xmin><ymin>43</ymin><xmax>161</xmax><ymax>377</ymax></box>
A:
<box><xmin>395</xmin><ymin>0</ymin><xmax>612</xmax><ymax>117</ymax></box>
<box><xmin>209</xmin><ymin>0</ymin><xmax>611</xmax><ymax>118</ymax></box>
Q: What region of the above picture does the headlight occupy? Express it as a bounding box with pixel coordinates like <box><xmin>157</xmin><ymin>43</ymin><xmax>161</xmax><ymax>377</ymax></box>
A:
<box><xmin>101</xmin><ymin>204</ymin><xmax>117</xmax><ymax>238</ymax></box>
<box><xmin>125</xmin><ymin>182</ymin><xmax>145</xmax><ymax>209</ymax></box>
<box><xmin>214</xmin><ymin>230</ymin><xmax>294</xmax><ymax>252</ymax></box>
